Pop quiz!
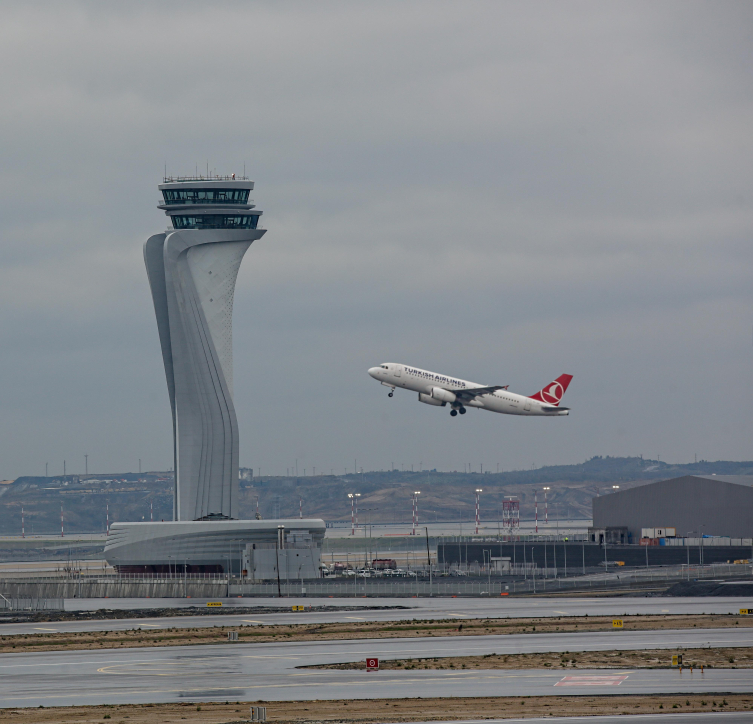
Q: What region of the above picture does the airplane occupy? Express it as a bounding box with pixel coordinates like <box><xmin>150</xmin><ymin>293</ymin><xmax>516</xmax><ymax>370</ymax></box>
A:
<box><xmin>368</xmin><ymin>363</ymin><xmax>572</xmax><ymax>418</ymax></box>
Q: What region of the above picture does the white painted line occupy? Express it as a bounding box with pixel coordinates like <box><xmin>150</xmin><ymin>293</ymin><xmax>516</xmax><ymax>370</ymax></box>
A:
<box><xmin>33</xmin><ymin>628</ymin><xmax>58</xmax><ymax>632</ymax></box>
<box><xmin>556</xmin><ymin>675</ymin><xmax>629</xmax><ymax>687</ymax></box>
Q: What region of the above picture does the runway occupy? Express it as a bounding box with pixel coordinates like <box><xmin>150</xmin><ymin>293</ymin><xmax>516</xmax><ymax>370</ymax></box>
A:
<box><xmin>4</xmin><ymin>595</ymin><xmax>751</xmax><ymax>637</ymax></box>
<box><xmin>1</xmin><ymin>629</ymin><xmax>751</xmax><ymax>707</ymax></box>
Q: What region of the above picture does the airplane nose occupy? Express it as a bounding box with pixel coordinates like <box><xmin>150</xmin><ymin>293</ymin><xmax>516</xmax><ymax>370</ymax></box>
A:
<box><xmin>368</xmin><ymin>367</ymin><xmax>380</xmax><ymax>379</ymax></box>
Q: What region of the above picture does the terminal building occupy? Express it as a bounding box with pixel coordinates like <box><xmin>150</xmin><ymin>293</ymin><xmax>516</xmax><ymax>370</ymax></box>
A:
<box><xmin>104</xmin><ymin>174</ymin><xmax>324</xmax><ymax>578</ymax></box>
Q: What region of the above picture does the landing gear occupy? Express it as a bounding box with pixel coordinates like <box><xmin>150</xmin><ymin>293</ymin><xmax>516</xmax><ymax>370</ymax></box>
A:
<box><xmin>459</xmin><ymin>406</ymin><xmax>466</xmax><ymax>415</ymax></box>
<box><xmin>450</xmin><ymin>409</ymin><xmax>458</xmax><ymax>417</ymax></box>
<box><xmin>388</xmin><ymin>392</ymin><xmax>393</xmax><ymax>397</ymax></box>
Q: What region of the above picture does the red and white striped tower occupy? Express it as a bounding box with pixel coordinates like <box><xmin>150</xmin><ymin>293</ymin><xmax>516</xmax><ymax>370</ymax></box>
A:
<box><xmin>21</xmin><ymin>507</ymin><xmax>25</xmax><ymax>539</ymax></box>
<box><xmin>543</xmin><ymin>487</ymin><xmax>549</xmax><ymax>524</ymax></box>
<box><xmin>60</xmin><ymin>505</ymin><xmax>64</xmax><ymax>538</ymax></box>
<box><xmin>534</xmin><ymin>490</ymin><xmax>538</xmax><ymax>533</ymax></box>
<box><xmin>475</xmin><ymin>488</ymin><xmax>482</xmax><ymax>534</ymax></box>
<box><xmin>348</xmin><ymin>493</ymin><xmax>360</xmax><ymax>535</ymax></box>
<box><xmin>412</xmin><ymin>491</ymin><xmax>420</xmax><ymax>535</ymax></box>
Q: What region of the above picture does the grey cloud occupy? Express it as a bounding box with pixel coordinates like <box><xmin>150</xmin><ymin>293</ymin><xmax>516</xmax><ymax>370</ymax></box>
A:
<box><xmin>0</xmin><ymin>1</ymin><xmax>750</xmax><ymax>479</ymax></box>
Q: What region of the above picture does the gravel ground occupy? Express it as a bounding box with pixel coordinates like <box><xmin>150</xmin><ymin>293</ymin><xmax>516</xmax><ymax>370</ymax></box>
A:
<box><xmin>3</xmin><ymin>694</ymin><xmax>753</xmax><ymax>723</ymax></box>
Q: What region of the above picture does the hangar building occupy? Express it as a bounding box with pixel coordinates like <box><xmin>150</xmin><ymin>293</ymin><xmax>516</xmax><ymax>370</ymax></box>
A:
<box><xmin>592</xmin><ymin>475</ymin><xmax>753</xmax><ymax>542</ymax></box>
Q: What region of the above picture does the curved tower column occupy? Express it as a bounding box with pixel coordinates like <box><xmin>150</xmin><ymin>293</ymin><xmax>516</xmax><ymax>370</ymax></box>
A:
<box><xmin>144</xmin><ymin>178</ymin><xmax>266</xmax><ymax>521</ymax></box>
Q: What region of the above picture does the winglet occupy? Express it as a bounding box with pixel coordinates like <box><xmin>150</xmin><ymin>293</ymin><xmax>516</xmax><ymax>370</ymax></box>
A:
<box><xmin>529</xmin><ymin>374</ymin><xmax>573</xmax><ymax>407</ymax></box>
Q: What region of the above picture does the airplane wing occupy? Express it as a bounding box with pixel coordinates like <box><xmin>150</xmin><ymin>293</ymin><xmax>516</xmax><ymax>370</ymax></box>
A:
<box><xmin>454</xmin><ymin>385</ymin><xmax>508</xmax><ymax>400</ymax></box>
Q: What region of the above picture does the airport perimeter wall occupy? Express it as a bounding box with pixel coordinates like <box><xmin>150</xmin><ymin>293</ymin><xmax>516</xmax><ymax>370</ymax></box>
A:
<box><xmin>0</xmin><ymin>579</ymin><xmax>228</xmax><ymax>599</ymax></box>
<box><xmin>438</xmin><ymin>542</ymin><xmax>753</xmax><ymax>568</ymax></box>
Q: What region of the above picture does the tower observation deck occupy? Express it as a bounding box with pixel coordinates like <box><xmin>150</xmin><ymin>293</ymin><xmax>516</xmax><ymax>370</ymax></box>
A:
<box><xmin>144</xmin><ymin>175</ymin><xmax>266</xmax><ymax>521</ymax></box>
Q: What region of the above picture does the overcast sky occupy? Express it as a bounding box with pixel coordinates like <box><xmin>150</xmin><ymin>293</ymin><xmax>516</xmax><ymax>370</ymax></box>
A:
<box><xmin>0</xmin><ymin>1</ymin><xmax>751</xmax><ymax>479</ymax></box>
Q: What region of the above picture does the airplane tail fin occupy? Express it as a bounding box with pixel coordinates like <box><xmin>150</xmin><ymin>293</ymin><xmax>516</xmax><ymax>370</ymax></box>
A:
<box><xmin>529</xmin><ymin>374</ymin><xmax>573</xmax><ymax>407</ymax></box>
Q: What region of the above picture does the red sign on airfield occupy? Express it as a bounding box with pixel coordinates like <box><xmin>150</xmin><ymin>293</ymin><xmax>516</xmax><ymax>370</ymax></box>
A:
<box><xmin>366</xmin><ymin>658</ymin><xmax>379</xmax><ymax>671</ymax></box>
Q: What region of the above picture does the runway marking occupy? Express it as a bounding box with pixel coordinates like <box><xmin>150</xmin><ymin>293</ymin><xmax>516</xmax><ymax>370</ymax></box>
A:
<box><xmin>551</xmin><ymin>611</ymin><xmax>569</xmax><ymax>615</ymax></box>
<box><xmin>345</xmin><ymin>617</ymin><xmax>366</xmax><ymax>620</ymax></box>
<box><xmin>33</xmin><ymin>628</ymin><xmax>58</xmax><ymax>632</ymax></box>
<box><xmin>447</xmin><ymin>613</ymin><xmax>469</xmax><ymax>617</ymax></box>
<box><xmin>241</xmin><ymin>620</ymin><xmax>265</xmax><ymax>624</ymax></box>
<box><xmin>137</xmin><ymin>624</ymin><xmax>162</xmax><ymax>628</ymax></box>
<box><xmin>556</xmin><ymin>675</ymin><xmax>629</xmax><ymax>686</ymax></box>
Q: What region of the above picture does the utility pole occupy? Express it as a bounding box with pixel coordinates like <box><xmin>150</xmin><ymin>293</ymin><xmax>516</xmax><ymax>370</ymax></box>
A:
<box><xmin>299</xmin><ymin>497</ymin><xmax>303</xmax><ymax>519</ymax></box>
<box><xmin>21</xmin><ymin>507</ymin><xmax>24</xmax><ymax>539</ymax></box>
<box><xmin>84</xmin><ymin>454</ymin><xmax>88</xmax><ymax>476</ymax></box>
<box><xmin>45</xmin><ymin>462</ymin><xmax>48</xmax><ymax>478</ymax></box>
<box><xmin>60</xmin><ymin>505</ymin><xmax>64</xmax><ymax>538</ymax></box>
<box><xmin>535</xmin><ymin>489</ymin><xmax>538</xmax><ymax>533</ymax></box>
<box><xmin>63</xmin><ymin>460</ymin><xmax>66</xmax><ymax>478</ymax></box>
<box><xmin>139</xmin><ymin>459</ymin><xmax>142</xmax><ymax>475</ymax></box>
<box><xmin>106</xmin><ymin>503</ymin><xmax>110</xmax><ymax>537</ymax></box>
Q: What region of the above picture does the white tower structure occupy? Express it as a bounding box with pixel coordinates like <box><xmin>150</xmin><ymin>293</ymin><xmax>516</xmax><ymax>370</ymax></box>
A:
<box><xmin>144</xmin><ymin>175</ymin><xmax>265</xmax><ymax>521</ymax></box>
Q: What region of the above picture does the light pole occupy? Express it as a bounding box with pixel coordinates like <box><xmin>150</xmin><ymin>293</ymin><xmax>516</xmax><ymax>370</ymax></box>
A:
<box><xmin>412</xmin><ymin>491</ymin><xmax>421</xmax><ymax>535</ymax></box>
<box><xmin>543</xmin><ymin>487</ymin><xmax>550</xmax><ymax>525</ymax></box>
<box><xmin>84</xmin><ymin>454</ymin><xmax>88</xmax><ymax>476</ymax></box>
<box><xmin>535</xmin><ymin>489</ymin><xmax>538</xmax><ymax>533</ymax></box>
<box><xmin>474</xmin><ymin>489</ymin><xmax>482</xmax><ymax>534</ymax></box>
<box><xmin>612</xmin><ymin>485</ymin><xmax>620</xmax><ymax>493</ymax></box>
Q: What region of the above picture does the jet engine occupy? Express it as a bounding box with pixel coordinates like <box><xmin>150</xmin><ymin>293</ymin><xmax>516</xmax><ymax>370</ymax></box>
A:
<box><xmin>418</xmin><ymin>392</ymin><xmax>445</xmax><ymax>407</ymax></box>
<box><xmin>430</xmin><ymin>387</ymin><xmax>457</xmax><ymax>404</ymax></box>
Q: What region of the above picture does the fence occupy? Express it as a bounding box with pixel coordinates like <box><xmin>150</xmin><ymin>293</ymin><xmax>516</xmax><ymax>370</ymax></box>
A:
<box><xmin>0</xmin><ymin>596</ymin><xmax>64</xmax><ymax>611</ymax></box>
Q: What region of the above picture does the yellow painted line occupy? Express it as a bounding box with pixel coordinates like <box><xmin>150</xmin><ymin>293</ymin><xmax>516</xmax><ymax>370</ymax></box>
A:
<box><xmin>345</xmin><ymin>616</ymin><xmax>366</xmax><ymax>620</ymax></box>
<box><xmin>447</xmin><ymin>613</ymin><xmax>468</xmax><ymax>617</ymax></box>
<box><xmin>241</xmin><ymin>620</ymin><xmax>265</xmax><ymax>624</ymax></box>
<box><xmin>137</xmin><ymin>624</ymin><xmax>162</xmax><ymax>628</ymax></box>
<box><xmin>552</xmin><ymin>611</ymin><xmax>569</xmax><ymax>615</ymax></box>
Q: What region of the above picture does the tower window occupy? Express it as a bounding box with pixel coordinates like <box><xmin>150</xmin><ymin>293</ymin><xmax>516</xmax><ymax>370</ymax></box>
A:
<box><xmin>162</xmin><ymin>188</ymin><xmax>250</xmax><ymax>204</ymax></box>
<box><xmin>172</xmin><ymin>215</ymin><xmax>260</xmax><ymax>230</ymax></box>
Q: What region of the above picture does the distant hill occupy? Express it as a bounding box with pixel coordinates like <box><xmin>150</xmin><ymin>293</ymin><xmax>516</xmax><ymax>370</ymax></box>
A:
<box><xmin>1</xmin><ymin>457</ymin><xmax>751</xmax><ymax>534</ymax></box>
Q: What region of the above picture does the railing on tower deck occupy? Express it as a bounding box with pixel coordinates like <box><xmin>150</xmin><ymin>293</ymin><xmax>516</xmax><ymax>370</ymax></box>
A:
<box><xmin>163</xmin><ymin>175</ymin><xmax>250</xmax><ymax>183</ymax></box>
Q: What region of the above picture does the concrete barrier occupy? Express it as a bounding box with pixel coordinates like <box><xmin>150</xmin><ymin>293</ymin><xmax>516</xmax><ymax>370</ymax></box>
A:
<box><xmin>0</xmin><ymin>579</ymin><xmax>227</xmax><ymax>599</ymax></box>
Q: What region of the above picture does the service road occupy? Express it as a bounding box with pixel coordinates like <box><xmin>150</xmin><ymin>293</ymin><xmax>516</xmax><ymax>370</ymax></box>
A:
<box><xmin>3</xmin><ymin>596</ymin><xmax>751</xmax><ymax>637</ymax></box>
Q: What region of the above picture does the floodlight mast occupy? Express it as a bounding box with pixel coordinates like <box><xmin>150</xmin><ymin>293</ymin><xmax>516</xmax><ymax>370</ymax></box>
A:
<box><xmin>543</xmin><ymin>486</ymin><xmax>550</xmax><ymax>524</ymax></box>
<box><xmin>348</xmin><ymin>493</ymin><xmax>360</xmax><ymax>535</ymax></box>
<box><xmin>145</xmin><ymin>174</ymin><xmax>265</xmax><ymax>521</ymax></box>
<box><xmin>475</xmin><ymin>489</ymin><xmax>482</xmax><ymax>534</ymax></box>
<box><xmin>412</xmin><ymin>491</ymin><xmax>421</xmax><ymax>535</ymax></box>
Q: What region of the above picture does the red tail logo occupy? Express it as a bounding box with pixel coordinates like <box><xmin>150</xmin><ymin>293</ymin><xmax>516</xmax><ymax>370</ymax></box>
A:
<box><xmin>529</xmin><ymin>374</ymin><xmax>573</xmax><ymax>406</ymax></box>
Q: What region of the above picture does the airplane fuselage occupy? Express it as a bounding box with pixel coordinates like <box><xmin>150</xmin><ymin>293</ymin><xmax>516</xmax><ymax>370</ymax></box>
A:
<box><xmin>368</xmin><ymin>363</ymin><xmax>570</xmax><ymax>416</ymax></box>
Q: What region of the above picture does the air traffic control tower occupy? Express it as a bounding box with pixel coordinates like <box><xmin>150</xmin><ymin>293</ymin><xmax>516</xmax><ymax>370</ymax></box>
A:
<box><xmin>103</xmin><ymin>175</ymin><xmax>325</xmax><ymax>576</ymax></box>
<box><xmin>145</xmin><ymin>176</ymin><xmax>264</xmax><ymax>521</ymax></box>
